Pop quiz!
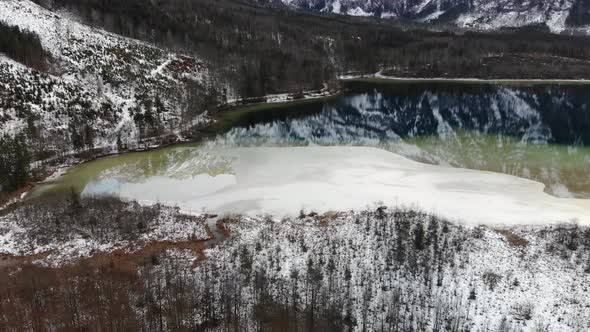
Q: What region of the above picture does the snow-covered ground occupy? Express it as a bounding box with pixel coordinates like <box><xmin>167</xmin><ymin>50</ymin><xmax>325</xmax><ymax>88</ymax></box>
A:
<box><xmin>0</xmin><ymin>201</ymin><xmax>209</xmax><ymax>266</ymax></box>
<box><xmin>2</xmin><ymin>202</ymin><xmax>589</xmax><ymax>330</ymax></box>
<box><xmin>193</xmin><ymin>210</ymin><xmax>590</xmax><ymax>331</ymax></box>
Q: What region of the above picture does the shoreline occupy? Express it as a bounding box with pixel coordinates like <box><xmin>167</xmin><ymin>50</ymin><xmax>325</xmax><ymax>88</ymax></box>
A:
<box><xmin>1</xmin><ymin>200</ymin><xmax>587</xmax><ymax>269</ymax></box>
<box><xmin>340</xmin><ymin>73</ymin><xmax>590</xmax><ymax>85</ymax></box>
<box><xmin>0</xmin><ymin>87</ymin><xmax>342</xmax><ymax>211</ymax></box>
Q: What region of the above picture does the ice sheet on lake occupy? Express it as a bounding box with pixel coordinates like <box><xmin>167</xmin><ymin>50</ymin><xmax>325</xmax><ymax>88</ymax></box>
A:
<box><xmin>83</xmin><ymin>146</ymin><xmax>590</xmax><ymax>225</ymax></box>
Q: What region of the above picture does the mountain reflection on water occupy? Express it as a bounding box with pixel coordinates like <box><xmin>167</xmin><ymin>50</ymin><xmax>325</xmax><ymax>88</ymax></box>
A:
<box><xmin>218</xmin><ymin>82</ymin><xmax>590</xmax><ymax>198</ymax></box>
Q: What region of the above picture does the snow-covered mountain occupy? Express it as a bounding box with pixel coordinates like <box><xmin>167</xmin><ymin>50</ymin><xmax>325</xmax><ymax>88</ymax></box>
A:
<box><xmin>272</xmin><ymin>0</ymin><xmax>590</xmax><ymax>34</ymax></box>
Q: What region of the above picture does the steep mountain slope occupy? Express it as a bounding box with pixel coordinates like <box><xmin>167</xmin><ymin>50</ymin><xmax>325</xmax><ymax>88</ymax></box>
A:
<box><xmin>0</xmin><ymin>0</ymin><xmax>210</xmax><ymax>159</ymax></box>
<box><xmin>271</xmin><ymin>0</ymin><xmax>590</xmax><ymax>33</ymax></box>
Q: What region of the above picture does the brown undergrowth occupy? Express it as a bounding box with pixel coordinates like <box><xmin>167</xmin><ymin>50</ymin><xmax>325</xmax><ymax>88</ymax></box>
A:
<box><xmin>0</xmin><ymin>183</ymin><xmax>34</xmax><ymax>210</ymax></box>
<box><xmin>496</xmin><ymin>230</ymin><xmax>530</xmax><ymax>247</ymax></box>
<box><xmin>0</xmin><ymin>217</ymin><xmax>233</xmax><ymax>273</ymax></box>
<box><xmin>0</xmin><ymin>228</ymin><xmax>231</xmax><ymax>330</ymax></box>
<box><xmin>76</xmin><ymin>239</ymin><xmax>210</xmax><ymax>273</ymax></box>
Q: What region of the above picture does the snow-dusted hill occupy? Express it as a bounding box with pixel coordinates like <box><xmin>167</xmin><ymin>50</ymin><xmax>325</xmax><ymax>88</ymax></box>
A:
<box><xmin>0</xmin><ymin>0</ymin><xmax>210</xmax><ymax>154</ymax></box>
<box><xmin>272</xmin><ymin>0</ymin><xmax>590</xmax><ymax>34</ymax></box>
<box><xmin>3</xmin><ymin>202</ymin><xmax>589</xmax><ymax>331</ymax></box>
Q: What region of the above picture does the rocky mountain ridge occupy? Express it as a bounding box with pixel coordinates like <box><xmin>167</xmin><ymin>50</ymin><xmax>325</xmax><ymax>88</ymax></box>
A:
<box><xmin>271</xmin><ymin>0</ymin><xmax>590</xmax><ymax>34</ymax></box>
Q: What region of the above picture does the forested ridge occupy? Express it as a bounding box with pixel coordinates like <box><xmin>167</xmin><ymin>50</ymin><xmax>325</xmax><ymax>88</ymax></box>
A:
<box><xmin>35</xmin><ymin>0</ymin><xmax>590</xmax><ymax>96</ymax></box>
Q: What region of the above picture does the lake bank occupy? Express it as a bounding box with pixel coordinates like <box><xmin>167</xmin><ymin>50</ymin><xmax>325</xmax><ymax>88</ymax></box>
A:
<box><xmin>341</xmin><ymin>75</ymin><xmax>590</xmax><ymax>86</ymax></box>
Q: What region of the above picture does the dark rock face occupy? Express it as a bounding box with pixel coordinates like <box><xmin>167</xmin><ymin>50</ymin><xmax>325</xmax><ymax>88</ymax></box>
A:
<box><xmin>567</xmin><ymin>0</ymin><xmax>590</xmax><ymax>26</ymax></box>
<box><xmin>266</xmin><ymin>0</ymin><xmax>590</xmax><ymax>33</ymax></box>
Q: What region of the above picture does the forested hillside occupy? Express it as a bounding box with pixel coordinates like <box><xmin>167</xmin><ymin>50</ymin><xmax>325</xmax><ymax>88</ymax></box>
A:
<box><xmin>1</xmin><ymin>196</ymin><xmax>589</xmax><ymax>331</ymax></box>
<box><xmin>0</xmin><ymin>135</ymin><xmax>30</xmax><ymax>193</ymax></box>
<box><xmin>35</xmin><ymin>0</ymin><xmax>590</xmax><ymax>94</ymax></box>
<box><xmin>0</xmin><ymin>0</ymin><xmax>213</xmax><ymax>195</ymax></box>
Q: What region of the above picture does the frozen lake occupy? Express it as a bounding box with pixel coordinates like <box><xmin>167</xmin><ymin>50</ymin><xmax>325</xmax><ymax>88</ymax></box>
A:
<box><xmin>33</xmin><ymin>81</ymin><xmax>590</xmax><ymax>225</ymax></box>
<box><xmin>79</xmin><ymin>146</ymin><xmax>590</xmax><ymax>225</ymax></box>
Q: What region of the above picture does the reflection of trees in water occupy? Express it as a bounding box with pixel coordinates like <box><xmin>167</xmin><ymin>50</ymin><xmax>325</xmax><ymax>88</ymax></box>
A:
<box><xmin>225</xmin><ymin>85</ymin><xmax>590</xmax><ymax>144</ymax></box>
<box><xmin>97</xmin><ymin>148</ymin><xmax>234</xmax><ymax>183</ymax></box>
<box><xmin>219</xmin><ymin>87</ymin><xmax>590</xmax><ymax>197</ymax></box>
<box><xmin>392</xmin><ymin>132</ymin><xmax>590</xmax><ymax>198</ymax></box>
